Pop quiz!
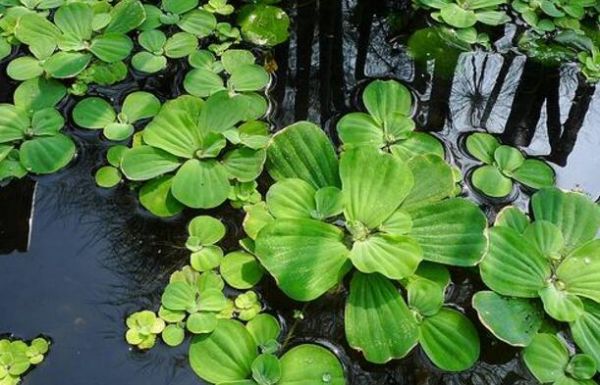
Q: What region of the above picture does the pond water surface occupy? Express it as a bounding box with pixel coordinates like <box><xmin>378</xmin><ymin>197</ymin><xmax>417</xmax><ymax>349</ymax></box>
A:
<box><xmin>2</xmin><ymin>0</ymin><xmax>600</xmax><ymax>384</ymax></box>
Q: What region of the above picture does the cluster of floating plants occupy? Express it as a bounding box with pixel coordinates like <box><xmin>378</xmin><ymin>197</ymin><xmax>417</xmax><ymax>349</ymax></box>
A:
<box><xmin>125</xmin><ymin>215</ymin><xmax>345</xmax><ymax>384</ymax></box>
<box><xmin>0</xmin><ymin>337</ymin><xmax>50</xmax><ymax>385</ymax></box>
<box><xmin>2</xmin><ymin>0</ymin><xmax>600</xmax><ymax>383</ymax></box>
<box><xmin>412</xmin><ymin>0</ymin><xmax>600</xmax><ymax>82</ymax></box>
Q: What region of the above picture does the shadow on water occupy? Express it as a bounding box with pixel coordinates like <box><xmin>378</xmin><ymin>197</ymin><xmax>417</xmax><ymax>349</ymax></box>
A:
<box><xmin>1</xmin><ymin>0</ymin><xmax>600</xmax><ymax>384</ymax></box>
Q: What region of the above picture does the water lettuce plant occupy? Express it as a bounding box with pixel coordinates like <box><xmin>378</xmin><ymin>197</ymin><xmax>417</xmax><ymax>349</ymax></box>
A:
<box><xmin>120</xmin><ymin>92</ymin><xmax>269</xmax><ymax>214</ymax></box>
<box><xmin>237</xmin><ymin>3</ymin><xmax>290</xmax><ymax>46</ymax></box>
<box><xmin>246</xmin><ymin>121</ymin><xmax>486</xmax><ymax>370</ymax></box>
<box><xmin>412</xmin><ymin>0</ymin><xmax>510</xmax><ymax>46</ymax></box>
<box><xmin>125</xmin><ymin>310</ymin><xmax>166</xmax><ymax>350</ymax></box>
<box><xmin>336</xmin><ymin>79</ymin><xmax>444</xmax><ymax>161</ymax></box>
<box><xmin>94</xmin><ymin>145</ymin><xmax>128</xmax><ymax>188</ymax></box>
<box><xmin>465</xmin><ymin>132</ymin><xmax>555</xmax><ymax>198</ymax></box>
<box><xmin>512</xmin><ymin>0</ymin><xmax>597</xmax><ymax>32</ymax></box>
<box><xmin>475</xmin><ymin>188</ymin><xmax>600</xmax><ymax>367</ymax></box>
<box><xmin>0</xmin><ymin>337</ymin><xmax>50</xmax><ymax>385</ymax></box>
<box><xmin>131</xmin><ymin>29</ymin><xmax>198</xmax><ymax>73</ymax></box>
<box><xmin>0</xmin><ymin>79</ymin><xmax>74</xmax><ymax>182</ymax></box>
<box><xmin>72</xmin><ymin>91</ymin><xmax>161</xmax><ymax>141</ymax></box>
<box><xmin>523</xmin><ymin>333</ymin><xmax>598</xmax><ymax>385</ymax></box>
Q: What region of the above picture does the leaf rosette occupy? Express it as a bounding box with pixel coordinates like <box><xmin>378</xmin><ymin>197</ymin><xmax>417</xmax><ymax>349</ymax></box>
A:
<box><xmin>245</xmin><ymin>121</ymin><xmax>487</xmax><ymax>369</ymax></box>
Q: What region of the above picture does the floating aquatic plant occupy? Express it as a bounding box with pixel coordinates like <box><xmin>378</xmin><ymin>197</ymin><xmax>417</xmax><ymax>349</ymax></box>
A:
<box><xmin>0</xmin><ymin>337</ymin><xmax>50</xmax><ymax>385</ymax></box>
<box><xmin>512</xmin><ymin>0</ymin><xmax>597</xmax><ymax>33</ymax></box>
<box><xmin>524</xmin><ymin>333</ymin><xmax>598</xmax><ymax>385</ymax></box>
<box><xmin>132</xmin><ymin>29</ymin><xmax>198</xmax><ymax>73</ymax></box>
<box><xmin>336</xmin><ymin>79</ymin><xmax>444</xmax><ymax>161</ymax></box>
<box><xmin>475</xmin><ymin>188</ymin><xmax>600</xmax><ymax>369</ymax></box>
<box><xmin>73</xmin><ymin>91</ymin><xmax>161</xmax><ymax>141</ymax></box>
<box><xmin>465</xmin><ymin>132</ymin><xmax>555</xmax><ymax>198</ymax></box>
<box><xmin>125</xmin><ymin>310</ymin><xmax>166</xmax><ymax>350</ymax></box>
<box><xmin>246</xmin><ymin>121</ymin><xmax>486</xmax><ymax>370</ymax></box>
<box><xmin>120</xmin><ymin>92</ymin><xmax>269</xmax><ymax>214</ymax></box>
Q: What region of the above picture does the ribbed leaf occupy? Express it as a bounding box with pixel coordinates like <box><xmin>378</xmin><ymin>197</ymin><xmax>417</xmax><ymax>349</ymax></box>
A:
<box><xmin>0</xmin><ymin>105</ymin><xmax>28</xmax><ymax>143</ymax></box>
<box><xmin>139</xmin><ymin>175</ymin><xmax>184</xmax><ymax>218</ymax></box>
<box><xmin>20</xmin><ymin>134</ymin><xmax>75</xmax><ymax>174</ymax></box>
<box><xmin>473</xmin><ymin>291</ymin><xmax>543</xmax><ymax>346</ymax></box>
<box><xmin>221</xmin><ymin>147</ymin><xmax>266</xmax><ymax>182</ymax></box>
<box><xmin>513</xmin><ymin>159</ymin><xmax>555</xmax><ymax>189</ymax></box>
<box><xmin>266</xmin><ymin>121</ymin><xmax>340</xmax><ymax>188</ymax></box>
<box><xmin>480</xmin><ymin>226</ymin><xmax>551</xmax><ymax>297</ymax></box>
<box><xmin>121</xmin><ymin>146</ymin><xmax>181</xmax><ymax>181</ymax></box>
<box><xmin>54</xmin><ymin>2</ymin><xmax>93</xmax><ymax>40</ymax></box>
<box><xmin>345</xmin><ymin>272</ymin><xmax>419</xmax><ymax>364</ymax></box>
<box><xmin>254</xmin><ymin>218</ymin><xmax>351</xmax><ymax>301</ymax></box>
<box><xmin>571</xmin><ymin>300</ymin><xmax>600</xmax><ymax>369</ymax></box>
<box><xmin>279</xmin><ymin>345</ymin><xmax>345</xmax><ymax>385</ymax></box>
<box><xmin>419</xmin><ymin>308</ymin><xmax>480</xmax><ymax>371</ymax></box>
<box><xmin>407</xmin><ymin>198</ymin><xmax>487</xmax><ymax>266</ymax></box>
<box><xmin>90</xmin><ymin>34</ymin><xmax>133</xmax><ymax>63</ymax></box>
<box><xmin>265</xmin><ymin>178</ymin><xmax>316</xmax><ymax>219</ymax></box>
<box><xmin>494</xmin><ymin>206</ymin><xmax>530</xmax><ymax>233</ymax></box>
<box><xmin>557</xmin><ymin>240</ymin><xmax>600</xmax><ymax>303</ymax></box>
<box><xmin>523</xmin><ymin>333</ymin><xmax>569</xmax><ymax>383</ymax></box>
<box><xmin>178</xmin><ymin>10</ymin><xmax>217</xmax><ymax>37</ymax></box>
<box><xmin>105</xmin><ymin>0</ymin><xmax>146</xmax><ymax>34</ymax></box>
<box><xmin>171</xmin><ymin>159</ymin><xmax>231</xmax><ymax>208</ymax></box>
<box><xmin>336</xmin><ymin>112</ymin><xmax>384</xmax><ymax>148</ymax></box>
<box><xmin>402</xmin><ymin>154</ymin><xmax>454</xmax><ymax>210</ymax></box>
<box><xmin>340</xmin><ymin>147</ymin><xmax>413</xmax><ymax>229</ymax></box>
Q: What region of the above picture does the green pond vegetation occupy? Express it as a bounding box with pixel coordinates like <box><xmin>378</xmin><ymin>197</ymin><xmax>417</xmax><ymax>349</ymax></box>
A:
<box><xmin>0</xmin><ymin>0</ymin><xmax>600</xmax><ymax>383</ymax></box>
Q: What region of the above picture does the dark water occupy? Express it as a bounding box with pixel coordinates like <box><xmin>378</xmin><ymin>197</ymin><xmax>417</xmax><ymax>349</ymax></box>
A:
<box><xmin>2</xmin><ymin>0</ymin><xmax>600</xmax><ymax>384</ymax></box>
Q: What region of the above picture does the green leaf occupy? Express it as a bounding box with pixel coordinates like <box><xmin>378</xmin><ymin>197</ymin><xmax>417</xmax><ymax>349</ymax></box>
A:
<box><xmin>523</xmin><ymin>333</ymin><xmax>569</xmax><ymax>383</ymax></box>
<box><xmin>107</xmin><ymin>145</ymin><xmax>128</xmax><ymax>167</ymax></box>
<box><xmin>539</xmin><ymin>284</ymin><xmax>584</xmax><ymax>322</ymax></box>
<box><xmin>389</xmin><ymin>132</ymin><xmax>445</xmax><ymax>161</ymax></box>
<box><xmin>189</xmin><ymin>319</ymin><xmax>257</xmax><ymax>383</ymax></box>
<box><xmin>184</xmin><ymin>68</ymin><xmax>226</xmax><ymax>97</ymax></box>
<box><xmin>229</xmin><ymin>64</ymin><xmax>270</xmax><ymax>92</ymax></box>
<box><xmin>73</xmin><ymin>97</ymin><xmax>115</xmax><ymax>129</ymax></box>
<box><xmin>105</xmin><ymin>0</ymin><xmax>146</xmax><ymax>34</ymax></box>
<box><xmin>222</xmin><ymin>49</ymin><xmax>255</xmax><ymax>74</ymax></box>
<box><xmin>254</xmin><ymin>218</ymin><xmax>351</xmax><ymax>301</ymax></box>
<box><xmin>439</xmin><ymin>3</ymin><xmax>478</xmax><ymax>28</ymax></box>
<box><xmin>471</xmin><ymin>165</ymin><xmax>514</xmax><ymax>198</ymax></box>
<box><xmin>336</xmin><ymin>112</ymin><xmax>384</xmax><ymax>149</ymax></box>
<box><xmin>465</xmin><ymin>132</ymin><xmax>500</xmax><ymax>164</ymax></box>
<box><xmin>54</xmin><ymin>2</ymin><xmax>93</xmax><ymax>40</ymax></box>
<box><xmin>246</xmin><ymin>314</ymin><xmax>280</xmax><ymax>347</ymax></box>
<box><xmin>138</xmin><ymin>29</ymin><xmax>166</xmax><ymax>52</ymax></box>
<box><xmin>198</xmin><ymin>91</ymin><xmax>246</xmax><ymax>133</ymax></box>
<box><xmin>494</xmin><ymin>145</ymin><xmax>524</xmax><ymax>173</ymax></box>
<box><xmin>190</xmin><ymin>246</ymin><xmax>223</xmax><ymax>271</ymax></box>
<box><xmin>162</xmin><ymin>0</ymin><xmax>198</xmax><ymax>14</ymax></box>
<box><xmin>178</xmin><ymin>9</ymin><xmax>217</xmax><ymax>37</ymax></box>
<box><xmin>222</xmin><ymin>148</ymin><xmax>266</xmax><ymax>182</ymax></box>
<box><xmin>265</xmin><ymin>178</ymin><xmax>316</xmax><ymax>219</ymax></box>
<box><xmin>104</xmin><ymin>122</ymin><xmax>134</xmax><ymax>141</ymax></box>
<box><xmin>532</xmin><ymin>188</ymin><xmax>600</xmax><ymax>252</ymax></box>
<box><xmin>362</xmin><ymin>79</ymin><xmax>412</xmax><ymax>129</ymax></box>
<box><xmin>143</xmin><ymin>95</ymin><xmax>204</xmax><ymax>158</ymax></box>
<box><xmin>349</xmin><ymin>234</ymin><xmax>422</xmax><ymax>280</ymax></box>
<box><xmin>95</xmin><ymin>166</ymin><xmax>121</xmax><ymax>188</ymax></box>
<box><xmin>131</xmin><ymin>52</ymin><xmax>167</xmax><ymax>73</ymax></box>
<box><xmin>122</xmin><ymin>92</ymin><xmax>161</xmax><ymax>123</ymax></box>
<box><xmin>0</xmin><ymin>38</ymin><xmax>12</xmax><ymax>60</ymax></box>
<box><xmin>237</xmin><ymin>4</ymin><xmax>289</xmax><ymax>46</ymax></box>
<box><xmin>401</xmin><ymin>154</ymin><xmax>455</xmax><ymax>210</ymax></box>
<box><xmin>164</xmin><ymin>32</ymin><xmax>198</xmax><ymax>58</ymax></box>
<box><xmin>419</xmin><ymin>308</ymin><xmax>480</xmax><ymax>371</ymax></box>
<box><xmin>345</xmin><ymin>272</ymin><xmax>419</xmax><ymax>364</ymax></box>
<box><xmin>120</xmin><ymin>146</ymin><xmax>181</xmax><ymax>181</ymax></box>
<box><xmin>187</xmin><ymin>312</ymin><xmax>218</xmax><ymax>334</ymax></box>
<box><xmin>243</xmin><ymin>202</ymin><xmax>274</xmax><ymax>240</ymax></box>
<box><xmin>14</xmin><ymin>13</ymin><xmax>60</xmax><ymax>55</ymax></box>
<box><xmin>557</xmin><ymin>240</ymin><xmax>600</xmax><ymax>303</ymax></box>
<box><xmin>407</xmin><ymin>198</ymin><xmax>487</xmax><ymax>266</ymax></box>
<box><xmin>162</xmin><ymin>281</ymin><xmax>196</xmax><ymax>311</ymax></box>
<box><xmin>266</xmin><ymin>121</ymin><xmax>340</xmax><ymax>189</ymax></box>
<box><xmin>567</xmin><ymin>354</ymin><xmax>597</xmax><ymax>380</ymax></box>
<box><xmin>14</xmin><ymin>78</ymin><xmax>66</xmax><ymax>111</ymax></box>
<box><xmin>314</xmin><ymin>186</ymin><xmax>344</xmax><ymax>219</ymax></box>
<box><xmin>20</xmin><ymin>134</ymin><xmax>75</xmax><ymax>174</ymax></box>
<box><xmin>162</xmin><ymin>324</ymin><xmax>185</xmax><ymax>347</ymax></box>
<box><xmin>7</xmin><ymin>56</ymin><xmax>44</xmax><ymax>81</ymax></box>
<box><xmin>139</xmin><ymin>175</ymin><xmax>184</xmax><ymax>217</ymax></box>
<box><xmin>43</xmin><ymin>52</ymin><xmax>92</xmax><ymax>78</ymax></box>
<box><xmin>524</xmin><ymin>220</ymin><xmax>564</xmax><ymax>257</ymax></box>
<box><xmin>188</xmin><ymin>215</ymin><xmax>226</xmax><ymax>245</ymax></box>
<box><xmin>278</xmin><ymin>344</ymin><xmax>345</xmax><ymax>385</ymax></box>
<box><xmin>171</xmin><ymin>159</ymin><xmax>231</xmax><ymax>208</ymax></box>
<box><xmin>340</xmin><ymin>147</ymin><xmax>413</xmax><ymax>229</ymax></box>
<box><xmin>480</xmin><ymin>226</ymin><xmax>551</xmax><ymax>297</ymax></box>
<box><xmin>476</xmin><ymin>10</ymin><xmax>510</xmax><ymax>25</ymax></box>
<box><xmin>0</xmin><ymin>105</ymin><xmax>28</xmax><ymax>143</ymax></box>
<box><xmin>220</xmin><ymin>251</ymin><xmax>264</xmax><ymax>289</ymax></box>
<box><xmin>495</xmin><ymin>206</ymin><xmax>530</xmax><ymax>233</ymax></box>
<box><xmin>571</xmin><ymin>300</ymin><xmax>600</xmax><ymax>369</ymax></box>
<box><xmin>252</xmin><ymin>354</ymin><xmax>281</xmax><ymax>385</ymax></box>
<box><xmin>473</xmin><ymin>291</ymin><xmax>543</xmax><ymax>346</ymax></box>
<box><xmin>90</xmin><ymin>34</ymin><xmax>133</xmax><ymax>63</ymax></box>
<box><xmin>406</xmin><ymin>277</ymin><xmax>444</xmax><ymax>317</ymax></box>
<box><xmin>512</xmin><ymin>159</ymin><xmax>555</xmax><ymax>189</ymax></box>
<box><xmin>31</xmin><ymin>108</ymin><xmax>63</xmax><ymax>136</ymax></box>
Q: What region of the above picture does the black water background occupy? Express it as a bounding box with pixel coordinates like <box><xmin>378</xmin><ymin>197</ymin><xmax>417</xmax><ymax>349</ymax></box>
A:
<box><xmin>2</xmin><ymin>0</ymin><xmax>600</xmax><ymax>384</ymax></box>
